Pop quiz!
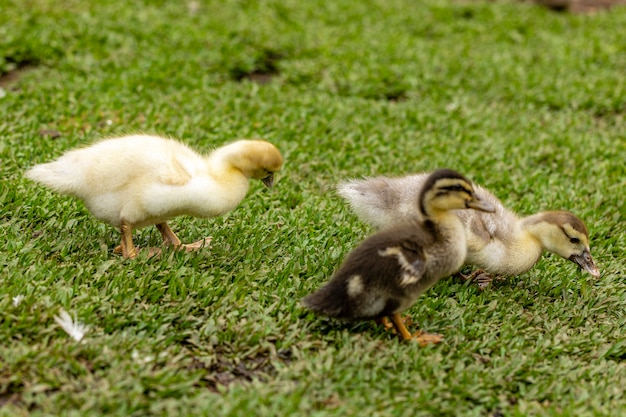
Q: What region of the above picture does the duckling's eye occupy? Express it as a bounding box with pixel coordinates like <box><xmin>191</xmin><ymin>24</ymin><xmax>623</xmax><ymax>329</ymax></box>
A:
<box><xmin>570</xmin><ymin>237</ymin><xmax>580</xmax><ymax>244</ymax></box>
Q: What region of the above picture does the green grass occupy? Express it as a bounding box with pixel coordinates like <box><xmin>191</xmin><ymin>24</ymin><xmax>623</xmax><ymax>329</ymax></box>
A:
<box><xmin>1</xmin><ymin>0</ymin><xmax>625</xmax><ymax>415</ymax></box>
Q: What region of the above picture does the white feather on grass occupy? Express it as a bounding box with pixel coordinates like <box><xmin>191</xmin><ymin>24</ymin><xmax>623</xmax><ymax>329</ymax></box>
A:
<box><xmin>131</xmin><ymin>350</ymin><xmax>155</xmax><ymax>364</ymax></box>
<box><xmin>54</xmin><ymin>309</ymin><xmax>89</xmax><ymax>342</ymax></box>
<box><xmin>12</xmin><ymin>295</ymin><xmax>24</xmax><ymax>307</ymax></box>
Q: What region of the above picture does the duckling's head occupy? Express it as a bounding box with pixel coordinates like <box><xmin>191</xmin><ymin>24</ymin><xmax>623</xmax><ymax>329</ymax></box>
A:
<box><xmin>419</xmin><ymin>169</ymin><xmax>495</xmax><ymax>218</ymax></box>
<box><xmin>524</xmin><ymin>211</ymin><xmax>600</xmax><ymax>277</ymax></box>
<box><xmin>221</xmin><ymin>140</ymin><xmax>284</xmax><ymax>187</ymax></box>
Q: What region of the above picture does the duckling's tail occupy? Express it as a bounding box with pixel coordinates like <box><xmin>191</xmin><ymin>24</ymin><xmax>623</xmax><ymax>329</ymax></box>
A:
<box><xmin>301</xmin><ymin>283</ymin><xmax>348</xmax><ymax>318</ymax></box>
<box><xmin>337</xmin><ymin>179</ymin><xmax>398</xmax><ymax>230</ymax></box>
<box><xmin>25</xmin><ymin>161</ymin><xmax>81</xmax><ymax>196</ymax></box>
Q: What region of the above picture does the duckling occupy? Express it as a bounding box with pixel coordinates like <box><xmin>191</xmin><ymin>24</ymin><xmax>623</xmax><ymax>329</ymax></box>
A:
<box><xmin>26</xmin><ymin>134</ymin><xmax>284</xmax><ymax>259</ymax></box>
<box><xmin>338</xmin><ymin>173</ymin><xmax>600</xmax><ymax>286</ymax></box>
<box><xmin>302</xmin><ymin>169</ymin><xmax>495</xmax><ymax>344</ymax></box>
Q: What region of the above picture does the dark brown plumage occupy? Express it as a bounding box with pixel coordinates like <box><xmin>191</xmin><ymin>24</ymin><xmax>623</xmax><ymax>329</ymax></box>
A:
<box><xmin>302</xmin><ymin>221</ymin><xmax>432</xmax><ymax>319</ymax></box>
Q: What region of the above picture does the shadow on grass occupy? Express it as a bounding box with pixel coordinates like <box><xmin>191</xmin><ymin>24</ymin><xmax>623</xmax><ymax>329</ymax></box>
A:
<box><xmin>229</xmin><ymin>49</ymin><xmax>283</xmax><ymax>85</ymax></box>
<box><xmin>0</xmin><ymin>56</ymin><xmax>37</xmax><ymax>88</ymax></box>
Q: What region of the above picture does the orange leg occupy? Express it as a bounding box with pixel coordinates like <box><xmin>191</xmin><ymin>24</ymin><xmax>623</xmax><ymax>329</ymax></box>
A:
<box><xmin>156</xmin><ymin>222</ymin><xmax>182</xmax><ymax>246</ymax></box>
<box><xmin>156</xmin><ymin>222</ymin><xmax>212</xmax><ymax>252</ymax></box>
<box><xmin>119</xmin><ymin>220</ymin><xmax>138</xmax><ymax>259</ymax></box>
<box><xmin>115</xmin><ymin>222</ymin><xmax>210</xmax><ymax>258</ymax></box>
<box><xmin>379</xmin><ymin>315</ymin><xmax>414</xmax><ymax>333</ymax></box>
<box><xmin>390</xmin><ymin>313</ymin><xmax>414</xmax><ymax>340</ymax></box>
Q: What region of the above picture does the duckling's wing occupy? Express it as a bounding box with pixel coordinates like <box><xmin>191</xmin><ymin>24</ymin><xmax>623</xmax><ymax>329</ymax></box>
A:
<box><xmin>399</xmin><ymin>238</ymin><xmax>427</xmax><ymax>277</ymax></box>
<box><xmin>454</xmin><ymin>185</ymin><xmax>516</xmax><ymax>245</ymax></box>
<box><xmin>465</xmin><ymin>213</ymin><xmax>494</xmax><ymax>243</ymax></box>
<box><xmin>155</xmin><ymin>153</ymin><xmax>195</xmax><ymax>186</ymax></box>
<box><xmin>377</xmin><ymin>233</ymin><xmax>427</xmax><ymax>287</ymax></box>
<box><xmin>93</xmin><ymin>136</ymin><xmax>199</xmax><ymax>189</ymax></box>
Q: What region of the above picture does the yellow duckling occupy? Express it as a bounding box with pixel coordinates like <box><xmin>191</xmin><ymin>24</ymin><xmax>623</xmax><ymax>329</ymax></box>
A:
<box><xmin>26</xmin><ymin>134</ymin><xmax>284</xmax><ymax>258</ymax></box>
<box><xmin>302</xmin><ymin>169</ymin><xmax>495</xmax><ymax>344</ymax></box>
<box><xmin>338</xmin><ymin>173</ymin><xmax>599</xmax><ymax>285</ymax></box>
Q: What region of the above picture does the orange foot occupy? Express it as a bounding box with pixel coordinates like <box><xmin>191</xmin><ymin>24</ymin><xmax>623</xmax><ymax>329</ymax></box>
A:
<box><xmin>113</xmin><ymin>245</ymin><xmax>161</xmax><ymax>258</ymax></box>
<box><xmin>411</xmin><ymin>330</ymin><xmax>444</xmax><ymax>347</ymax></box>
<box><xmin>156</xmin><ymin>222</ymin><xmax>212</xmax><ymax>253</ymax></box>
<box><xmin>113</xmin><ymin>237</ymin><xmax>211</xmax><ymax>257</ymax></box>
<box><xmin>382</xmin><ymin>313</ymin><xmax>442</xmax><ymax>345</ymax></box>
<box><xmin>178</xmin><ymin>237</ymin><xmax>212</xmax><ymax>252</ymax></box>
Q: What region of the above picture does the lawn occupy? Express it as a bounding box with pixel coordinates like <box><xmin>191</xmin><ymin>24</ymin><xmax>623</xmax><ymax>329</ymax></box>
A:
<box><xmin>1</xmin><ymin>0</ymin><xmax>625</xmax><ymax>415</ymax></box>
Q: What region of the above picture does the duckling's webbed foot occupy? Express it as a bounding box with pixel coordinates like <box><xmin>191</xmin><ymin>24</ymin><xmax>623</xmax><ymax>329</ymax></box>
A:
<box><xmin>114</xmin><ymin>244</ymin><xmax>161</xmax><ymax>258</ymax></box>
<box><xmin>180</xmin><ymin>237</ymin><xmax>212</xmax><ymax>252</ymax></box>
<box><xmin>114</xmin><ymin>221</ymin><xmax>161</xmax><ymax>259</ymax></box>
<box><xmin>457</xmin><ymin>269</ymin><xmax>493</xmax><ymax>290</ymax></box>
<box><xmin>473</xmin><ymin>272</ymin><xmax>493</xmax><ymax>290</ymax></box>
<box><xmin>156</xmin><ymin>223</ymin><xmax>212</xmax><ymax>253</ymax></box>
<box><xmin>411</xmin><ymin>330</ymin><xmax>444</xmax><ymax>347</ymax></box>
<box><xmin>383</xmin><ymin>314</ymin><xmax>442</xmax><ymax>345</ymax></box>
<box><xmin>378</xmin><ymin>314</ymin><xmax>446</xmax><ymax>344</ymax></box>
<box><xmin>379</xmin><ymin>316</ymin><xmax>394</xmax><ymax>331</ymax></box>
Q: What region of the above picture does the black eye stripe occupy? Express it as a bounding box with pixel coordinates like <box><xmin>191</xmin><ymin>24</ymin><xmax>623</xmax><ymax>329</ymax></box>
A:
<box><xmin>439</xmin><ymin>185</ymin><xmax>471</xmax><ymax>193</ymax></box>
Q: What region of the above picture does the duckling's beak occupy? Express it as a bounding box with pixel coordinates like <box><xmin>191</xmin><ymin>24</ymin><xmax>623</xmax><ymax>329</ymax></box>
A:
<box><xmin>466</xmin><ymin>195</ymin><xmax>496</xmax><ymax>213</ymax></box>
<box><xmin>569</xmin><ymin>250</ymin><xmax>600</xmax><ymax>278</ymax></box>
<box><xmin>262</xmin><ymin>173</ymin><xmax>275</xmax><ymax>188</ymax></box>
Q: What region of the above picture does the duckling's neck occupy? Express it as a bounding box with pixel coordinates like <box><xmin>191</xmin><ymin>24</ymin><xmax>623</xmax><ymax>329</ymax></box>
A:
<box><xmin>424</xmin><ymin>210</ymin><xmax>468</xmax><ymax>277</ymax></box>
<box><xmin>520</xmin><ymin>213</ymin><xmax>563</xmax><ymax>253</ymax></box>
<box><xmin>425</xmin><ymin>210</ymin><xmax>462</xmax><ymax>233</ymax></box>
<box><xmin>205</xmin><ymin>149</ymin><xmax>248</xmax><ymax>182</ymax></box>
<box><xmin>503</xmin><ymin>224</ymin><xmax>544</xmax><ymax>275</ymax></box>
<box><xmin>464</xmin><ymin>213</ymin><xmax>545</xmax><ymax>276</ymax></box>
